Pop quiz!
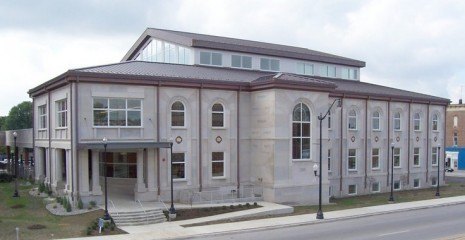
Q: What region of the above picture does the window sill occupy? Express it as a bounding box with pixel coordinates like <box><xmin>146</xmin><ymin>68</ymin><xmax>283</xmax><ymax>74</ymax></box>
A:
<box><xmin>212</xmin><ymin>127</ymin><xmax>227</xmax><ymax>130</ymax></box>
<box><xmin>371</xmin><ymin>168</ymin><xmax>381</xmax><ymax>171</ymax></box>
<box><xmin>347</xmin><ymin>193</ymin><xmax>357</xmax><ymax>196</ymax></box>
<box><xmin>414</xmin><ymin>130</ymin><xmax>422</xmax><ymax>133</ymax></box>
<box><xmin>38</xmin><ymin>129</ymin><xmax>47</xmax><ymax>131</ymax></box>
<box><xmin>394</xmin><ymin>166</ymin><xmax>402</xmax><ymax>169</ymax></box>
<box><xmin>292</xmin><ymin>159</ymin><xmax>312</xmax><ymax>162</ymax></box>
<box><xmin>173</xmin><ymin>179</ymin><xmax>187</xmax><ymax>182</ymax></box>
<box><xmin>372</xmin><ymin>129</ymin><xmax>382</xmax><ymax>132</ymax></box>
<box><xmin>93</xmin><ymin>126</ymin><xmax>143</xmax><ymax>129</ymax></box>
<box><xmin>413</xmin><ymin>165</ymin><xmax>421</xmax><ymax>168</ymax></box>
<box><xmin>371</xmin><ymin>190</ymin><xmax>381</xmax><ymax>193</ymax></box>
<box><xmin>394</xmin><ymin>129</ymin><xmax>402</xmax><ymax>132</ymax></box>
<box><xmin>348</xmin><ymin>129</ymin><xmax>358</xmax><ymax>131</ymax></box>
<box><xmin>348</xmin><ymin>169</ymin><xmax>357</xmax><ymax>172</ymax></box>
<box><xmin>171</xmin><ymin>126</ymin><xmax>187</xmax><ymax>130</ymax></box>
<box><xmin>55</xmin><ymin>127</ymin><xmax>68</xmax><ymax>130</ymax></box>
<box><xmin>212</xmin><ymin>176</ymin><xmax>227</xmax><ymax>180</ymax></box>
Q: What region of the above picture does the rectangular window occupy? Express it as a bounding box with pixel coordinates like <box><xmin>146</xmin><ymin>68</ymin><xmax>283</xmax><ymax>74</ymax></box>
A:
<box><xmin>413</xmin><ymin>178</ymin><xmax>420</xmax><ymax>188</ymax></box>
<box><xmin>454</xmin><ymin>132</ymin><xmax>458</xmax><ymax>146</ymax></box>
<box><xmin>393</xmin><ymin>148</ymin><xmax>401</xmax><ymax>167</ymax></box>
<box><xmin>327</xmin><ymin>111</ymin><xmax>331</xmax><ymax>129</ymax></box>
<box><xmin>328</xmin><ymin>149</ymin><xmax>331</xmax><ymax>171</ymax></box>
<box><xmin>212</xmin><ymin>152</ymin><xmax>225</xmax><ymax>178</ymax></box>
<box><xmin>394</xmin><ymin>180</ymin><xmax>401</xmax><ymax>190</ymax></box>
<box><xmin>349</xmin><ymin>69</ymin><xmax>358</xmax><ymax>79</ymax></box>
<box><xmin>348</xmin><ymin>184</ymin><xmax>357</xmax><ymax>195</ymax></box>
<box><xmin>432</xmin><ymin>147</ymin><xmax>438</xmax><ymax>166</ymax></box>
<box><xmin>413</xmin><ymin>147</ymin><xmax>420</xmax><ymax>166</ymax></box>
<box><xmin>200</xmin><ymin>51</ymin><xmax>222</xmax><ymax>66</ymax></box>
<box><xmin>231</xmin><ymin>55</ymin><xmax>252</xmax><ymax>69</ymax></box>
<box><xmin>372</xmin><ymin>148</ymin><xmax>380</xmax><ymax>169</ymax></box>
<box><xmin>320</xmin><ymin>65</ymin><xmax>336</xmax><ymax>78</ymax></box>
<box><xmin>56</xmin><ymin>99</ymin><xmax>67</xmax><ymax>128</ymax></box>
<box><xmin>348</xmin><ymin>149</ymin><xmax>357</xmax><ymax>171</ymax></box>
<box><xmin>371</xmin><ymin>182</ymin><xmax>380</xmax><ymax>193</ymax></box>
<box><xmin>171</xmin><ymin>153</ymin><xmax>186</xmax><ymax>180</ymax></box>
<box><xmin>93</xmin><ymin>98</ymin><xmax>142</xmax><ymax>127</ymax></box>
<box><xmin>297</xmin><ymin>63</ymin><xmax>314</xmax><ymax>75</ymax></box>
<box><xmin>178</xmin><ymin>46</ymin><xmax>191</xmax><ymax>64</ymax></box>
<box><xmin>341</xmin><ymin>68</ymin><xmax>349</xmax><ymax>79</ymax></box>
<box><xmin>260</xmin><ymin>58</ymin><xmax>280</xmax><ymax>71</ymax></box>
<box><xmin>38</xmin><ymin>105</ymin><xmax>47</xmax><ymax>129</ymax></box>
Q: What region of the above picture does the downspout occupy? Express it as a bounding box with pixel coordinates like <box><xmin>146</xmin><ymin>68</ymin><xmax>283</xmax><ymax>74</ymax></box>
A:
<box><xmin>69</xmin><ymin>82</ymin><xmax>73</xmax><ymax>195</ymax></box>
<box><xmin>426</xmin><ymin>102</ymin><xmax>430</xmax><ymax>183</ymax></box>
<box><xmin>339</xmin><ymin>96</ymin><xmax>344</xmax><ymax>193</ymax></box>
<box><xmin>387</xmin><ymin>100</ymin><xmax>391</xmax><ymax>186</ymax></box>
<box><xmin>364</xmin><ymin>98</ymin><xmax>368</xmax><ymax>189</ymax></box>
<box><xmin>443</xmin><ymin>105</ymin><xmax>446</xmax><ymax>182</ymax></box>
<box><xmin>32</xmin><ymin>98</ymin><xmax>35</xmax><ymax>180</ymax></box>
<box><xmin>48</xmin><ymin>91</ymin><xmax>52</xmax><ymax>186</ymax></box>
<box><xmin>236</xmin><ymin>87</ymin><xmax>241</xmax><ymax>198</ymax></box>
<box><xmin>199</xmin><ymin>85</ymin><xmax>203</xmax><ymax>192</ymax></box>
<box><xmin>74</xmin><ymin>76</ymin><xmax>80</xmax><ymax>201</ymax></box>
<box><xmin>157</xmin><ymin>81</ymin><xmax>161</xmax><ymax>196</ymax></box>
<box><xmin>407</xmin><ymin>101</ymin><xmax>411</xmax><ymax>185</ymax></box>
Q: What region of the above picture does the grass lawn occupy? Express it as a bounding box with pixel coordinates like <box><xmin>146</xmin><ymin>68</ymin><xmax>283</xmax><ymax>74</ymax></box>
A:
<box><xmin>0</xmin><ymin>181</ymin><xmax>125</xmax><ymax>240</ymax></box>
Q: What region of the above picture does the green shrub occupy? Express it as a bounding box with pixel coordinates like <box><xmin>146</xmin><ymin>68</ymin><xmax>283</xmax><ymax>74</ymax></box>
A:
<box><xmin>0</xmin><ymin>173</ymin><xmax>13</xmax><ymax>182</ymax></box>
<box><xmin>56</xmin><ymin>197</ymin><xmax>62</xmax><ymax>204</ymax></box>
<box><xmin>222</xmin><ymin>205</ymin><xmax>227</xmax><ymax>210</ymax></box>
<box><xmin>86</xmin><ymin>227</ymin><xmax>92</xmax><ymax>235</ymax></box>
<box><xmin>246</xmin><ymin>202</ymin><xmax>251</xmax><ymax>208</ymax></box>
<box><xmin>229</xmin><ymin>205</ymin><xmax>234</xmax><ymax>209</ymax></box>
<box><xmin>78</xmin><ymin>198</ymin><xmax>84</xmax><ymax>209</ymax></box>
<box><xmin>253</xmin><ymin>202</ymin><xmax>258</xmax><ymax>207</ymax></box>
<box><xmin>66</xmin><ymin>203</ymin><xmax>72</xmax><ymax>212</ymax></box>
<box><xmin>39</xmin><ymin>182</ymin><xmax>45</xmax><ymax>193</ymax></box>
<box><xmin>89</xmin><ymin>201</ymin><xmax>96</xmax><ymax>208</ymax></box>
<box><xmin>238</xmin><ymin>204</ymin><xmax>243</xmax><ymax>208</ymax></box>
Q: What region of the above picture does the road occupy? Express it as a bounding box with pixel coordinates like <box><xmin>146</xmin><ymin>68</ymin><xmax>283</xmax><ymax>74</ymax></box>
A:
<box><xmin>194</xmin><ymin>203</ymin><xmax>465</xmax><ymax>240</ymax></box>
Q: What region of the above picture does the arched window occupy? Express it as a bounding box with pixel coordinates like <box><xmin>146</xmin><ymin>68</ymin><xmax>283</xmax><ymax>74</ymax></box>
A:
<box><xmin>212</xmin><ymin>103</ymin><xmax>224</xmax><ymax>127</ymax></box>
<box><xmin>394</xmin><ymin>112</ymin><xmax>401</xmax><ymax>131</ymax></box>
<box><xmin>432</xmin><ymin>114</ymin><xmax>439</xmax><ymax>131</ymax></box>
<box><xmin>292</xmin><ymin>103</ymin><xmax>311</xmax><ymax>160</ymax></box>
<box><xmin>372</xmin><ymin>111</ymin><xmax>380</xmax><ymax>131</ymax></box>
<box><xmin>413</xmin><ymin>113</ymin><xmax>421</xmax><ymax>131</ymax></box>
<box><xmin>171</xmin><ymin>101</ymin><xmax>185</xmax><ymax>127</ymax></box>
<box><xmin>454</xmin><ymin>116</ymin><xmax>458</xmax><ymax>128</ymax></box>
<box><xmin>348</xmin><ymin>109</ymin><xmax>357</xmax><ymax>130</ymax></box>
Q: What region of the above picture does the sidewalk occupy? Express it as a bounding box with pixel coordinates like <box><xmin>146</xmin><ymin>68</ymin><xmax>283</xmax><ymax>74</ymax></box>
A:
<box><xmin>64</xmin><ymin>195</ymin><xmax>465</xmax><ymax>240</ymax></box>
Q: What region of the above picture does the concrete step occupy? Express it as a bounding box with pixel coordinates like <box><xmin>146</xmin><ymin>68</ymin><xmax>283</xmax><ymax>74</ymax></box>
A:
<box><xmin>112</xmin><ymin>209</ymin><xmax>167</xmax><ymax>226</ymax></box>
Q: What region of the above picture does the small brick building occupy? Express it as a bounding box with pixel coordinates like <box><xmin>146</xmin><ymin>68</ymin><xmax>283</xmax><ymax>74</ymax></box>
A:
<box><xmin>446</xmin><ymin>100</ymin><xmax>465</xmax><ymax>170</ymax></box>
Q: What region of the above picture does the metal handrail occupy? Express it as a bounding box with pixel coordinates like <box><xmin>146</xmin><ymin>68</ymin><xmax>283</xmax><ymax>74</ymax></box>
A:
<box><xmin>109</xmin><ymin>200</ymin><xmax>119</xmax><ymax>216</ymax></box>
<box><xmin>136</xmin><ymin>199</ymin><xmax>148</xmax><ymax>224</ymax></box>
<box><xmin>158</xmin><ymin>199</ymin><xmax>170</xmax><ymax>212</ymax></box>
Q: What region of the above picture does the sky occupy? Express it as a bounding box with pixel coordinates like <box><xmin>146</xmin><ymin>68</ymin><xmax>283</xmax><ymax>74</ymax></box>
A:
<box><xmin>1</xmin><ymin>0</ymin><xmax>464</xmax><ymax>115</ymax></box>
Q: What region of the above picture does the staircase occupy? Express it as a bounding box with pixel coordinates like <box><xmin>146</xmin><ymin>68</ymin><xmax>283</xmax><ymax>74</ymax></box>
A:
<box><xmin>111</xmin><ymin>209</ymin><xmax>166</xmax><ymax>226</ymax></box>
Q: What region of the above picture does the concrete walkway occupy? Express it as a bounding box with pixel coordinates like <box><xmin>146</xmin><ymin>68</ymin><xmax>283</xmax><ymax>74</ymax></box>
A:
<box><xmin>64</xmin><ymin>196</ymin><xmax>465</xmax><ymax>240</ymax></box>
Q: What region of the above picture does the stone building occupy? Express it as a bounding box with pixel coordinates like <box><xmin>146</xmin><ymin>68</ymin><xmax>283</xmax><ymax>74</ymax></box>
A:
<box><xmin>28</xmin><ymin>28</ymin><xmax>449</xmax><ymax>205</ymax></box>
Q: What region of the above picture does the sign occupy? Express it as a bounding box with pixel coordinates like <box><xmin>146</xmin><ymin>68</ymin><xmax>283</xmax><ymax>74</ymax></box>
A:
<box><xmin>98</xmin><ymin>218</ymin><xmax>104</xmax><ymax>234</ymax></box>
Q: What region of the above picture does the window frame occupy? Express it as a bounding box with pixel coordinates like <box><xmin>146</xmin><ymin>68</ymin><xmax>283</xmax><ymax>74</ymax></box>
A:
<box><xmin>38</xmin><ymin>104</ymin><xmax>47</xmax><ymax>130</ymax></box>
<box><xmin>211</xmin><ymin>152</ymin><xmax>225</xmax><ymax>179</ymax></box>
<box><xmin>393</xmin><ymin>112</ymin><xmax>401</xmax><ymax>131</ymax></box>
<box><xmin>371</xmin><ymin>181</ymin><xmax>380</xmax><ymax>193</ymax></box>
<box><xmin>393</xmin><ymin>180</ymin><xmax>401</xmax><ymax>190</ymax></box>
<box><xmin>432</xmin><ymin>114</ymin><xmax>439</xmax><ymax>131</ymax></box>
<box><xmin>348</xmin><ymin>184</ymin><xmax>357</xmax><ymax>195</ymax></box>
<box><xmin>297</xmin><ymin>62</ymin><xmax>314</xmax><ymax>76</ymax></box>
<box><xmin>171</xmin><ymin>101</ymin><xmax>186</xmax><ymax>128</ymax></box>
<box><xmin>413</xmin><ymin>147</ymin><xmax>421</xmax><ymax>167</ymax></box>
<box><xmin>393</xmin><ymin>147</ymin><xmax>401</xmax><ymax>168</ymax></box>
<box><xmin>327</xmin><ymin>149</ymin><xmax>331</xmax><ymax>172</ymax></box>
<box><xmin>348</xmin><ymin>109</ymin><xmax>357</xmax><ymax>130</ymax></box>
<box><xmin>260</xmin><ymin>58</ymin><xmax>280</xmax><ymax>71</ymax></box>
<box><xmin>371</xmin><ymin>148</ymin><xmax>380</xmax><ymax>170</ymax></box>
<box><xmin>413</xmin><ymin>113</ymin><xmax>421</xmax><ymax>131</ymax></box>
<box><xmin>200</xmin><ymin>51</ymin><xmax>222</xmax><ymax>66</ymax></box>
<box><xmin>171</xmin><ymin>152</ymin><xmax>187</xmax><ymax>181</ymax></box>
<box><xmin>92</xmin><ymin>98</ymin><xmax>143</xmax><ymax>128</ymax></box>
<box><xmin>211</xmin><ymin>103</ymin><xmax>225</xmax><ymax>128</ymax></box>
<box><xmin>56</xmin><ymin>99</ymin><xmax>67</xmax><ymax>129</ymax></box>
<box><xmin>348</xmin><ymin>149</ymin><xmax>357</xmax><ymax>171</ymax></box>
<box><xmin>413</xmin><ymin>178</ymin><xmax>420</xmax><ymax>188</ymax></box>
<box><xmin>292</xmin><ymin>103</ymin><xmax>312</xmax><ymax>161</ymax></box>
<box><xmin>231</xmin><ymin>55</ymin><xmax>252</xmax><ymax>69</ymax></box>
<box><xmin>432</xmin><ymin>147</ymin><xmax>439</xmax><ymax>166</ymax></box>
<box><xmin>453</xmin><ymin>132</ymin><xmax>458</xmax><ymax>146</ymax></box>
<box><xmin>372</xmin><ymin>111</ymin><xmax>381</xmax><ymax>131</ymax></box>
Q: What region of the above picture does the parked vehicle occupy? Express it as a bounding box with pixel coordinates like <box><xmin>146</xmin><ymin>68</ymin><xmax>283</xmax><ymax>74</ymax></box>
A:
<box><xmin>446</xmin><ymin>168</ymin><xmax>454</xmax><ymax>172</ymax></box>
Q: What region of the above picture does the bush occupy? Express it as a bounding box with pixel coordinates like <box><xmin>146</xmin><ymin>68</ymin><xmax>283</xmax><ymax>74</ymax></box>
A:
<box><xmin>39</xmin><ymin>182</ymin><xmax>45</xmax><ymax>193</ymax></box>
<box><xmin>229</xmin><ymin>205</ymin><xmax>234</xmax><ymax>209</ymax></box>
<box><xmin>66</xmin><ymin>203</ymin><xmax>72</xmax><ymax>212</ymax></box>
<box><xmin>53</xmin><ymin>204</ymin><xmax>57</xmax><ymax>209</ymax></box>
<box><xmin>246</xmin><ymin>203</ymin><xmax>251</xmax><ymax>208</ymax></box>
<box><xmin>27</xmin><ymin>224</ymin><xmax>46</xmax><ymax>230</ymax></box>
<box><xmin>78</xmin><ymin>198</ymin><xmax>84</xmax><ymax>210</ymax></box>
<box><xmin>238</xmin><ymin>204</ymin><xmax>243</xmax><ymax>208</ymax></box>
<box><xmin>253</xmin><ymin>202</ymin><xmax>258</xmax><ymax>207</ymax></box>
<box><xmin>0</xmin><ymin>173</ymin><xmax>13</xmax><ymax>183</ymax></box>
<box><xmin>86</xmin><ymin>227</ymin><xmax>92</xmax><ymax>236</ymax></box>
<box><xmin>89</xmin><ymin>201</ymin><xmax>96</xmax><ymax>208</ymax></box>
<box><xmin>222</xmin><ymin>205</ymin><xmax>227</xmax><ymax>210</ymax></box>
<box><xmin>56</xmin><ymin>197</ymin><xmax>62</xmax><ymax>204</ymax></box>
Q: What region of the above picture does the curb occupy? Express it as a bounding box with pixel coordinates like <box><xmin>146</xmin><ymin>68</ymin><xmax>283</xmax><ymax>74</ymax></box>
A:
<box><xmin>173</xmin><ymin>199</ymin><xmax>465</xmax><ymax>240</ymax></box>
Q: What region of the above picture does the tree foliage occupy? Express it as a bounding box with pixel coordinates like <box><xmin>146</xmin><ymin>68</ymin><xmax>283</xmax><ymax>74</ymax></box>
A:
<box><xmin>4</xmin><ymin>101</ymin><xmax>32</xmax><ymax>130</ymax></box>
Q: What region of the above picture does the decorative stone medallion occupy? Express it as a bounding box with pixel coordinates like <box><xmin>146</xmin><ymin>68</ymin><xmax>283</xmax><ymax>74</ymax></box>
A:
<box><xmin>175</xmin><ymin>136</ymin><xmax>182</xmax><ymax>144</ymax></box>
<box><xmin>434</xmin><ymin>136</ymin><xmax>437</xmax><ymax>142</ymax></box>
<box><xmin>216</xmin><ymin>136</ymin><xmax>222</xmax><ymax>144</ymax></box>
<box><xmin>396</xmin><ymin>136</ymin><xmax>400</xmax><ymax>142</ymax></box>
<box><xmin>416</xmin><ymin>136</ymin><xmax>419</xmax><ymax>142</ymax></box>
<box><xmin>351</xmin><ymin>136</ymin><xmax>355</xmax><ymax>142</ymax></box>
<box><xmin>375</xmin><ymin>136</ymin><xmax>379</xmax><ymax>142</ymax></box>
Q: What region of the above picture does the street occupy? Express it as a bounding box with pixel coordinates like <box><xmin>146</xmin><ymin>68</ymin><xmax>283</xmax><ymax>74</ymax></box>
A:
<box><xmin>195</xmin><ymin>203</ymin><xmax>465</xmax><ymax>240</ymax></box>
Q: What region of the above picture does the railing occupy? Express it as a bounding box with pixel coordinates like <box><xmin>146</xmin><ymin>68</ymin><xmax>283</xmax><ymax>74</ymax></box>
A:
<box><xmin>158</xmin><ymin>199</ymin><xmax>170</xmax><ymax>212</ymax></box>
<box><xmin>109</xmin><ymin>200</ymin><xmax>119</xmax><ymax>216</ymax></box>
<box><xmin>180</xmin><ymin>185</ymin><xmax>263</xmax><ymax>205</ymax></box>
<box><xmin>136</xmin><ymin>199</ymin><xmax>148</xmax><ymax>225</ymax></box>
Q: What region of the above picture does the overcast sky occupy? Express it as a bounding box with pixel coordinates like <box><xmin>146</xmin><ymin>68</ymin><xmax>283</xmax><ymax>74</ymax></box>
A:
<box><xmin>1</xmin><ymin>0</ymin><xmax>464</xmax><ymax>115</ymax></box>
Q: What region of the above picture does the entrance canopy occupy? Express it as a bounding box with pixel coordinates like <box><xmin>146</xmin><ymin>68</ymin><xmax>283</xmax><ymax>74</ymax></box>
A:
<box><xmin>78</xmin><ymin>141</ymin><xmax>172</xmax><ymax>150</ymax></box>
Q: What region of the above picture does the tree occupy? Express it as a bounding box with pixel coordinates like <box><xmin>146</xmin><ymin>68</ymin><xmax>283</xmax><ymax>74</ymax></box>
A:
<box><xmin>5</xmin><ymin>101</ymin><xmax>32</xmax><ymax>130</ymax></box>
<box><xmin>0</xmin><ymin>116</ymin><xmax>6</xmax><ymax>131</ymax></box>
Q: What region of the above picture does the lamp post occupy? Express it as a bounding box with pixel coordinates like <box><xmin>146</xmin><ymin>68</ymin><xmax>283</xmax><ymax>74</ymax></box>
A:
<box><xmin>12</xmin><ymin>131</ymin><xmax>19</xmax><ymax>198</ymax></box>
<box><xmin>316</xmin><ymin>98</ymin><xmax>341</xmax><ymax>220</ymax></box>
<box><xmin>102</xmin><ymin>137</ymin><xmax>111</xmax><ymax>220</ymax></box>
<box><xmin>389</xmin><ymin>142</ymin><xmax>395</xmax><ymax>202</ymax></box>
<box><xmin>169</xmin><ymin>140</ymin><xmax>176</xmax><ymax>216</ymax></box>
<box><xmin>436</xmin><ymin>144</ymin><xmax>441</xmax><ymax>197</ymax></box>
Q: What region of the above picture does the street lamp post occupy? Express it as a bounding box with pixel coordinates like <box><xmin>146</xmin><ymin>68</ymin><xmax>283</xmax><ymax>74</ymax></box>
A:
<box><xmin>389</xmin><ymin>142</ymin><xmax>395</xmax><ymax>202</ymax></box>
<box><xmin>436</xmin><ymin>144</ymin><xmax>441</xmax><ymax>197</ymax></box>
<box><xmin>315</xmin><ymin>99</ymin><xmax>341</xmax><ymax>220</ymax></box>
<box><xmin>12</xmin><ymin>131</ymin><xmax>19</xmax><ymax>198</ymax></box>
<box><xmin>102</xmin><ymin>137</ymin><xmax>111</xmax><ymax>220</ymax></box>
<box><xmin>169</xmin><ymin>141</ymin><xmax>176</xmax><ymax>215</ymax></box>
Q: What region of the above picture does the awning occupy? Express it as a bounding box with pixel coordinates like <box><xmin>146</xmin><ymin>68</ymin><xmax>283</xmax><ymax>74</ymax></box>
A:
<box><xmin>77</xmin><ymin>141</ymin><xmax>172</xmax><ymax>150</ymax></box>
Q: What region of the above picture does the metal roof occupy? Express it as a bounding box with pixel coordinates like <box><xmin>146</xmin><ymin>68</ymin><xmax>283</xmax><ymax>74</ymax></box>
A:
<box><xmin>122</xmin><ymin>28</ymin><xmax>366</xmax><ymax>67</ymax></box>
